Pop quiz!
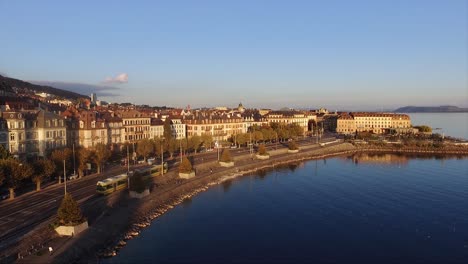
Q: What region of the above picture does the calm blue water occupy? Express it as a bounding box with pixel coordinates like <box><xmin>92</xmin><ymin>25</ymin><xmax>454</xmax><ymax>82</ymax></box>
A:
<box><xmin>107</xmin><ymin>154</ymin><xmax>468</xmax><ymax>263</ymax></box>
<box><xmin>408</xmin><ymin>113</ymin><xmax>468</xmax><ymax>139</ymax></box>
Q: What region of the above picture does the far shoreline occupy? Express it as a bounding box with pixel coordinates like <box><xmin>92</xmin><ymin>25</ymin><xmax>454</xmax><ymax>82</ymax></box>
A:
<box><xmin>15</xmin><ymin>143</ymin><xmax>468</xmax><ymax>263</ymax></box>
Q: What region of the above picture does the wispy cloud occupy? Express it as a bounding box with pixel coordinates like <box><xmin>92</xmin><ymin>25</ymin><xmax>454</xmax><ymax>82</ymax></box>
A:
<box><xmin>103</xmin><ymin>73</ymin><xmax>128</xmax><ymax>84</ymax></box>
<box><xmin>29</xmin><ymin>80</ymin><xmax>121</xmax><ymax>97</ymax></box>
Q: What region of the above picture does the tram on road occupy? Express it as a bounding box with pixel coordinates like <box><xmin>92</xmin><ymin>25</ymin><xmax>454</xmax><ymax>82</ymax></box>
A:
<box><xmin>96</xmin><ymin>173</ymin><xmax>128</xmax><ymax>195</ymax></box>
<box><xmin>96</xmin><ymin>163</ymin><xmax>168</xmax><ymax>195</ymax></box>
<box><xmin>135</xmin><ymin>162</ymin><xmax>168</xmax><ymax>176</ymax></box>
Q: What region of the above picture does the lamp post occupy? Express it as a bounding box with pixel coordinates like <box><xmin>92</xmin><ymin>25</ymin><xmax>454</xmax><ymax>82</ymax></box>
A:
<box><xmin>180</xmin><ymin>139</ymin><xmax>182</xmax><ymax>163</ymax></box>
<box><xmin>161</xmin><ymin>140</ymin><xmax>164</xmax><ymax>176</ymax></box>
<box><xmin>215</xmin><ymin>141</ymin><xmax>220</xmax><ymax>161</ymax></box>
<box><xmin>132</xmin><ymin>142</ymin><xmax>136</xmax><ymax>165</ymax></box>
<box><xmin>63</xmin><ymin>160</ymin><xmax>67</xmax><ymax>194</ymax></box>
<box><xmin>72</xmin><ymin>143</ymin><xmax>76</xmax><ymax>176</ymax></box>
<box><xmin>127</xmin><ymin>145</ymin><xmax>130</xmax><ymax>189</ymax></box>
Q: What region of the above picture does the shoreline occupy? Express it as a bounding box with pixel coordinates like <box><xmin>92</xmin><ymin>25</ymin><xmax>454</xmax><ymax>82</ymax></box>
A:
<box><xmin>15</xmin><ymin>143</ymin><xmax>468</xmax><ymax>263</ymax></box>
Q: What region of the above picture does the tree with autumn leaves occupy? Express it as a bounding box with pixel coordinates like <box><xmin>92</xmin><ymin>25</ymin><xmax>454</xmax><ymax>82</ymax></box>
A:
<box><xmin>0</xmin><ymin>159</ymin><xmax>33</xmax><ymax>199</ymax></box>
<box><xmin>32</xmin><ymin>159</ymin><xmax>56</xmax><ymax>191</ymax></box>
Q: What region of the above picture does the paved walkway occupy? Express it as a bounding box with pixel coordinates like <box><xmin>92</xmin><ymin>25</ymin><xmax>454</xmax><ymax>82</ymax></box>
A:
<box><xmin>16</xmin><ymin>236</ymin><xmax>72</xmax><ymax>264</ymax></box>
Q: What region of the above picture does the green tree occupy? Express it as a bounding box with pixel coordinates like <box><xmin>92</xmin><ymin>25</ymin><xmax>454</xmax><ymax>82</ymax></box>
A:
<box><xmin>201</xmin><ymin>133</ymin><xmax>213</xmax><ymax>149</ymax></box>
<box><xmin>179</xmin><ymin>156</ymin><xmax>193</xmax><ymax>174</ymax></box>
<box><xmin>77</xmin><ymin>148</ymin><xmax>92</xmax><ymax>178</ymax></box>
<box><xmin>50</xmin><ymin>148</ymin><xmax>72</xmax><ymax>183</ymax></box>
<box><xmin>220</xmin><ymin>148</ymin><xmax>233</xmax><ymax>162</ymax></box>
<box><xmin>57</xmin><ymin>193</ymin><xmax>85</xmax><ymax>226</ymax></box>
<box><xmin>415</xmin><ymin>125</ymin><xmax>432</xmax><ymax>133</ymax></box>
<box><xmin>129</xmin><ymin>171</ymin><xmax>147</xmax><ymax>193</ymax></box>
<box><xmin>93</xmin><ymin>143</ymin><xmax>111</xmax><ymax>174</ymax></box>
<box><xmin>253</xmin><ymin>131</ymin><xmax>263</xmax><ymax>143</ymax></box>
<box><xmin>177</xmin><ymin>138</ymin><xmax>188</xmax><ymax>155</ymax></box>
<box><xmin>236</xmin><ymin>133</ymin><xmax>248</xmax><ymax>147</ymax></box>
<box><xmin>32</xmin><ymin>159</ymin><xmax>56</xmax><ymax>191</ymax></box>
<box><xmin>288</xmin><ymin>140</ymin><xmax>298</xmax><ymax>150</ymax></box>
<box><xmin>137</xmin><ymin>139</ymin><xmax>154</xmax><ymax>162</ymax></box>
<box><xmin>257</xmin><ymin>144</ymin><xmax>268</xmax><ymax>156</ymax></box>
<box><xmin>274</xmin><ymin>127</ymin><xmax>288</xmax><ymax>142</ymax></box>
<box><xmin>0</xmin><ymin>159</ymin><xmax>33</xmax><ymax>199</ymax></box>
<box><xmin>188</xmin><ymin>135</ymin><xmax>201</xmax><ymax>153</ymax></box>
<box><xmin>165</xmin><ymin>138</ymin><xmax>177</xmax><ymax>159</ymax></box>
<box><xmin>289</xmin><ymin>123</ymin><xmax>304</xmax><ymax>138</ymax></box>
<box><xmin>163</xmin><ymin>118</ymin><xmax>173</xmax><ymax>140</ymax></box>
<box><xmin>0</xmin><ymin>145</ymin><xmax>11</xmax><ymax>160</ymax></box>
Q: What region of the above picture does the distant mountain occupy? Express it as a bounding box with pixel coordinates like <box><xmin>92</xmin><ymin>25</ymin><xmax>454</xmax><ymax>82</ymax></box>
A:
<box><xmin>394</xmin><ymin>106</ymin><xmax>468</xmax><ymax>113</ymax></box>
<box><xmin>0</xmin><ymin>75</ymin><xmax>88</xmax><ymax>100</ymax></box>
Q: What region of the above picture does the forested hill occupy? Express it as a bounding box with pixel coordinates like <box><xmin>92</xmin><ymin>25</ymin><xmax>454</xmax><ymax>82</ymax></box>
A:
<box><xmin>0</xmin><ymin>75</ymin><xmax>87</xmax><ymax>100</ymax></box>
<box><xmin>394</xmin><ymin>106</ymin><xmax>468</xmax><ymax>113</ymax></box>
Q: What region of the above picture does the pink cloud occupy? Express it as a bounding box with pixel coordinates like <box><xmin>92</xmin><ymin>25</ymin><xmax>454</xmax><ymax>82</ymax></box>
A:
<box><xmin>103</xmin><ymin>73</ymin><xmax>128</xmax><ymax>84</ymax></box>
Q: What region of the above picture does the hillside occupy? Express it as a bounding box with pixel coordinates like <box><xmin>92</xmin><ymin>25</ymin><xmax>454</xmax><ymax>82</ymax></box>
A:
<box><xmin>394</xmin><ymin>106</ymin><xmax>468</xmax><ymax>113</ymax></box>
<box><xmin>0</xmin><ymin>75</ymin><xmax>87</xmax><ymax>100</ymax></box>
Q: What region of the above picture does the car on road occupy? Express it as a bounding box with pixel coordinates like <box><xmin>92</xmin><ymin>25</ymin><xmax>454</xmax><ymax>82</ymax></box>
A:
<box><xmin>68</xmin><ymin>174</ymin><xmax>79</xmax><ymax>180</ymax></box>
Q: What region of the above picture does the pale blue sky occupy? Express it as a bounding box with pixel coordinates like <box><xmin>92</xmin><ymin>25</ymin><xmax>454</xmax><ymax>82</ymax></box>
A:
<box><xmin>0</xmin><ymin>0</ymin><xmax>466</xmax><ymax>110</ymax></box>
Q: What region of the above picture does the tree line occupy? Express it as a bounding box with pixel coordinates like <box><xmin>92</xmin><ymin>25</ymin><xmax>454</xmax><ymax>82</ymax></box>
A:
<box><xmin>229</xmin><ymin>123</ymin><xmax>305</xmax><ymax>147</ymax></box>
<box><xmin>0</xmin><ymin>143</ymin><xmax>111</xmax><ymax>200</ymax></box>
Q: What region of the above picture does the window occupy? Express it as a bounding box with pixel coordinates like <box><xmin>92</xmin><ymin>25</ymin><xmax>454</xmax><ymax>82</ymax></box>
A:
<box><xmin>10</xmin><ymin>133</ymin><xmax>15</xmax><ymax>141</ymax></box>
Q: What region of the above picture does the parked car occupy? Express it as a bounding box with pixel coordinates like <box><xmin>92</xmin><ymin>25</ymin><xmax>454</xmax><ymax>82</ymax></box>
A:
<box><xmin>68</xmin><ymin>174</ymin><xmax>78</xmax><ymax>180</ymax></box>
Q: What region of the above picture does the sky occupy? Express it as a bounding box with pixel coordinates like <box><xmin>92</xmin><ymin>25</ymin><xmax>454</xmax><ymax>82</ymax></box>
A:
<box><xmin>0</xmin><ymin>0</ymin><xmax>466</xmax><ymax>110</ymax></box>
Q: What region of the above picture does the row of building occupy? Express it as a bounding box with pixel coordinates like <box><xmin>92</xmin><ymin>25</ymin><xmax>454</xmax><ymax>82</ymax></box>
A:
<box><xmin>0</xmin><ymin>100</ymin><xmax>412</xmax><ymax>159</ymax></box>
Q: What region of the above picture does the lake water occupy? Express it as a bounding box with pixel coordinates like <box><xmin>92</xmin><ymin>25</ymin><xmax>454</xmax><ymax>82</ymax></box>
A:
<box><xmin>407</xmin><ymin>113</ymin><xmax>468</xmax><ymax>139</ymax></box>
<box><xmin>107</xmin><ymin>154</ymin><xmax>468</xmax><ymax>263</ymax></box>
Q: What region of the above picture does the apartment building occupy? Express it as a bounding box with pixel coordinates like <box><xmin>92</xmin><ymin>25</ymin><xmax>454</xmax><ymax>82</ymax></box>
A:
<box><xmin>1</xmin><ymin>109</ymin><xmax>66</xmax><ymax>157</ymax></box>
<box><xmin>170</xmin><ymin>118</ymin><xmax>186</xmax><ymax>139</ymax></box>
<box><xmin>149</xmin><ymin>118</ymin><xmax>164</xmax><ymax>139</ymax></box>
<box><xmin>102</xmin><ymin>112</ymin><xmax>124</xmax><ymax>146</ymax></box>
<box><xmin>266</xmin><ymin>111</ymin><xmax>315</xmax><ymax>133</ymax></box>
<box><xmin>335</xmin><ymin>112</ymin><xmax>412</xmax><ymax>134</ymax></box>
<box><xmin>77</xmin><ymin>111</ymin><xmax>108</xmax><ymax>148</ymax></box>
<box><xmin>184</xmin><ymin>115</ymin><xmax>244</xmax><ymax>142</ymax></box>
<box><xmin>117</xmin><ymin>110</ymin><xmax>151</xmax><ymax>143</ymax></box>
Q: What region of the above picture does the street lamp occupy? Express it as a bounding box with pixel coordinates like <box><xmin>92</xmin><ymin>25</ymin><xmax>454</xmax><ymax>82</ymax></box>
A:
<box><xmin>215</xmin><ymin>141</ymin><xmax>220</xmax><ymax>161</ymax></box>
<box><xmin>161</xmin><ymin>139</ymin><xmax>164</xmax><ymax>176</ymax></box>
<box><xmin>63</xmin><ymin>160</ymin><xmax>67</xmax><ymax>194</ymax></box>
<box><xmin>72</xmin><ymin>143</ymin><xmax>76</xmax><ymax>176</ymax></box>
